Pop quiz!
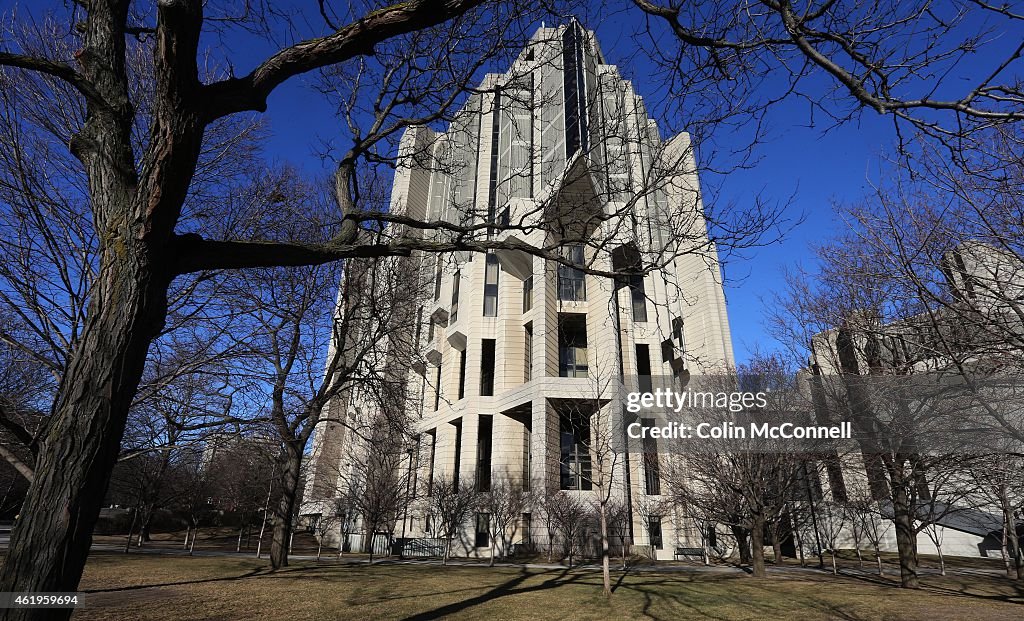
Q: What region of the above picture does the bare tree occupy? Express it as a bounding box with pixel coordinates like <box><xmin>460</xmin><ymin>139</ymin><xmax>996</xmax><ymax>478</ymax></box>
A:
<box><xmin>425</xmin><ymin>474</ymin><xmax>479</xmax><ymax>565</ymax></box>
<box><xmin>478</xmin><ymin>477</ymin><xmax>531</xmax><ymax>565</ymax></box>
<box><xmin>545</xmin><ymin>491</ymin><xmax>590</xmax><ymax>568</ymax></box>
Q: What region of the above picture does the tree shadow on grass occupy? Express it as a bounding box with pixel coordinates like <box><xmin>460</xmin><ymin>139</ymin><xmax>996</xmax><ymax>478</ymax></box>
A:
<box><xmin>82</xmin><ymin>560</ymin><xmax>344</xmax><ymax>593</ymax></box>
<box><xmin>400</xmin><ymin>567</ymin><xmax>581</xmax><ymax>620</ymax></box>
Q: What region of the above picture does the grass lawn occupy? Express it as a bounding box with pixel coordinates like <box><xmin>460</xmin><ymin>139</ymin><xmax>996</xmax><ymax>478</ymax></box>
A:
<box><xmin>72</xmin><ymin>552</ymin><xmax>1024</xmax><ymax>621</ymax></box>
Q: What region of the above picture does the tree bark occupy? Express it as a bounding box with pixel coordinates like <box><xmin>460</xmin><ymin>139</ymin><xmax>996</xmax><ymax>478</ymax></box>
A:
<box><xmin>750</xmin><ymin>515</ymin><xmax>766</xmax><ymax>578</ymax></box>
<box><xmin>731</xmin><ymin>525</ymin><xmax>751</xmax><ymax>566</ymax></box>
<box><xmin>269</xmin><ymin>444</ymin><xmax>303</xmax><ymax>569</ymax></box>
<box><xmin>890</xmin><ymin>480</ymin><xmax>920</xmax><ymax>588</ymax></box>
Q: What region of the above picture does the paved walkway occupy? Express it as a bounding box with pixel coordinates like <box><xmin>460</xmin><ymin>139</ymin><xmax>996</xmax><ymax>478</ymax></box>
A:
<box><xmin>86</xmin><ymin>544</ymin><xmax>1010</xmax><ymax>579</ymax></box>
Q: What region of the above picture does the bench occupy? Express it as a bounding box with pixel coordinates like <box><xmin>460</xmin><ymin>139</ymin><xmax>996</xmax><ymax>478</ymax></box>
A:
<box><xmin>674</xmin><ymin>546</ymin><xmax>705</xmax><ymax>560</ymax></box>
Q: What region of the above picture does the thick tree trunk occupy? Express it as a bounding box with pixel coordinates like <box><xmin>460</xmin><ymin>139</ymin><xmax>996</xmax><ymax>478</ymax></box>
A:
<box><xmin>731</xmin><ymin>525</ymin><xmax>751</xmax><ymax>565</ymax></box>
<box><xmin>770</xmin><ymin>528</ymin><xmax>783</xmax><ymax>566</ymax></box>
<box><xmin>0</xmin><ymin>251</ymin><xmax>170</xmax><ymax>620</ymax></box>
<box><xmin>750</xmin><ymin>516</ymin><xmax>766</xmax><ymax>578</ymax></box>
<box><xmin>269</xmin><ymin>446</ymin><xmax>302</xmax><ymax>569</ymax></box>
<box><xmin>891</xmin><ymin>482</ymin><xmax>920</xmax><ymax>588</ymax></box>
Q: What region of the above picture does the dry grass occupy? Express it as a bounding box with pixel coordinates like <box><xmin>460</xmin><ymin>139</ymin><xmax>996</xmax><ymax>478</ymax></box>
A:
<box><xmin>72</xmin><ymin>552</ymin><xmax>1024</xmax><ymax>621</ymax></box>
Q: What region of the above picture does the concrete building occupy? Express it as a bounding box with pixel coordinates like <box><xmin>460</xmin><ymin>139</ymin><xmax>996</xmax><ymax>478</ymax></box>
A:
<box><xmin>301</xmin><ymin>21</ymin><xmax>735</xmax><ymax>561</ymax></box>
<box><xmin>804</xmin><ymin>241</ymin><xmax>1024</xmax><ymax>560</ymax></box>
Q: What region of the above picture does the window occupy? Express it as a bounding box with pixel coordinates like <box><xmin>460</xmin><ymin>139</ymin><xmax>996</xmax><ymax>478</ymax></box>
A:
<box><xmin>559</xmin><ymin>409</ymin><xmax>592</xmax><ymax>490</ymax></box>
<box><xmin>522</xmin><ymin>513</ymin><xmax>532</xmax><ymax>545</ymax></box>
<box><xmin>642</xmin><ymin>418</ymin><xmax>661</xmax><ymax>495</ymax></box>
<box><xmin>648</xmin><ymin>517</ymin><xmax>663</xmax><ymax>550</ymax></box>
<box><xmin>558</xmin><ymin>314</ymin><xmax>588</xmax><ymax>378</ymax></box>
<box><xmin>630</xmin><ymin>275</ymin><xmax>648</xmax><ymax>322</ymax></box>
<box><xmin>476</xmin><ymin>415</ymin><xmax>493</xmax><ymax>492</ymax></box>
<box><xmin>522</xmin><ymin>275</ymin><xmax>533</xmax><ymax>312</ymax></box>
<box><xmin>427</xmin><ymin>319</ymin><xmax>435</xmax><ymax>344</ymax></box>
<box><xmin>480</xmin><ymin>339</ymin><xmax>496</xmax><ymax>396</ymax></box>
<box><xmin>433</xmin><ymin>258</ymin><xmax>443</xmax><ymax>300</ymax></box>
<box><xmin>636</xmin><ymin>344</ymin><xmax>652</xmax><ymax>393</ymax></box>
<box><xmin>524</xmin><ymin>323</ymin><xmax>533</xmax><ymax>382</ymax></box>
<box><xmin>457</xmin><ymin>348</ymin><xmax>467</xmax><ymax>400</ymax></box>
<box><xmin>484</xmin><ymin>253</ymin><xmax>500</xmax><ymax>316</ymax></box>
<box><xmin>562</xmin><ymin>22</ymin><xmax>588</xmax><ymax>158</ymax></box>
<box><xmin>475</xmin><ymin>513</ymin><xmax>490</xmax><ymax>548</ymax></box>
<box><xmin>452</xmin><ymin>419</ymin><xmax>463</xmax><ymax>489</ymax></box>
<box><xmin>450</xmin><ymin>270</ymin><xmax>461</xmax><ymax>322</ymax></box>
<box><xmin>415</xmin><ymin>306</ymin><xmax>424</xmax><ymax>344</ymax></box>
<box><xmin>522</xmin><ymin>423</ymin><xmax>532</xmax><ymax>491</ymax></box>
<box><xmin>426</xmin><ymin>430</ymin><xmax>436</xmax><ymax>496</ymax></box>
<box><xmin>433</xmin><ymin>358</ymin><xmax>442</xmax><ymax>411</ymax></box>
<box><xmin>557</xmin><ymin>245</ymin><xmax>586</xmax><ymax>301</ymax></box>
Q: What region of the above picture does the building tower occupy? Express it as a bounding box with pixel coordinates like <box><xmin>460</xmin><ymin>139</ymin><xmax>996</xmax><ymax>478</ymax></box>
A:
<box><xmin>302</xmin><ymin>21</ymin><xmax>735</xmax><ymax>561</ymax></box>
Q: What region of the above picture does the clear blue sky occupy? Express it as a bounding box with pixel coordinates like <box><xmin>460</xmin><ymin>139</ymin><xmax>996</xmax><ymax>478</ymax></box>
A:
<box><xmin>189</xmin><ymin>3</ymin><xmax>1018</xmax><ymax>365</ymax></box>
<box><xmin>240</xmin><ymin>11</ymin><xmax>894</xmax><ymax>365</ymax></box>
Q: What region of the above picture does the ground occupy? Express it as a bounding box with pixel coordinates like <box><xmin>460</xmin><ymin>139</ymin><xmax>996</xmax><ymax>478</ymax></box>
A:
<box><xmin>70</xmin><ymin>551</ymin><xmax>1024</xmax><ymax>621</ymax></box>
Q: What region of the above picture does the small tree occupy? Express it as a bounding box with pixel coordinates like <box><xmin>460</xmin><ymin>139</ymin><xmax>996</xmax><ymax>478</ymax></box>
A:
<box><xmin>479</xmin><ymin>477</ymin><xmax>531</xmax><ymax>566</ymax></box>
<box><xmin>545</xmin><ymin>491</ymin><xmax>589</xmax><ymax>568</ymax></box>
<box><xmin>426</xmin><ymin>475</ymin><xmax>479</xmax><ymax>565</ymax></box>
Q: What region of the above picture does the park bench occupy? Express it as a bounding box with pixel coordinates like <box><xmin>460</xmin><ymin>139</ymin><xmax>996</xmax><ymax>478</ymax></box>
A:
<box><xmin>673</xmin><ymin>546</ymin><xmax>705</xmax><ymax>561</ymax></box>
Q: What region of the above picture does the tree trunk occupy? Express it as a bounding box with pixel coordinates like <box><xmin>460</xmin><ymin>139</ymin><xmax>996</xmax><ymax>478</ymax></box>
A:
<box><xmin>891</xmin><ymin>482</ymin><xmax>920</xmax><ymax>588</ymax></box>
<box><xmin>1001</xmin><ymin>523</ymin><xmax>1013</xmax><ymax>579</ymax></box>
<box><xmin>124</xmin><ymin>508</ymin><xmax>139</xmax><ymax>554</ymax></box>
<box><xmin>599</xmin><ymin>502</ymin><xmax>611</xmax><ymax>596</ymax></box>
<box><xmin>750</xmin><ymin>516</ymin><xmax>766</xmax><ymax>578</ymax></box>
<box><xmin>269</xmin><ymin>444</ymin><xmax>302</xmax><ymax>569</ymax></box>
<box><xmin>770</xmin><ymin>528</ymin><xmax>783</xmax><ymax>566</ymax></box>
<box><xmin>1000</xmin><ymin>494</ymin><xmax>1023</xmax><ymax>581</ymax></box>
<box><xmin>731</xmin><ymin>525</ymin><xmax>751</xmax><ymax>566</ymax></box>
<box><xmin>936</xmin><ymin>540</ymin><xmax>945</xmax><ymax>576</ymax></box>
<box><xmin>0</xmin><ymin>246</ymin><xmax>171</xmax><ymax>621</ymax></box>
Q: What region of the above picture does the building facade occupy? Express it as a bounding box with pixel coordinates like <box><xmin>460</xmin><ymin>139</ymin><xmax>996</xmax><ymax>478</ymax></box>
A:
<box><xmin>301</xmin><ymin>21</ymin><xmax>735</xmax><ymax>561</ymax></box>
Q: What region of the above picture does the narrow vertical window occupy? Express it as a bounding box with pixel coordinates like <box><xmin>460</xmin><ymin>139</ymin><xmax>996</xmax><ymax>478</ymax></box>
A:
<box><xmin>476</xmin><ymin>415</ymin><xmax>493</xmax><ymax>492</ymax></box>
<box><xmin>426</xmin><ymin>430</ymin><xmax>436</xmax><ymax>496</ymax></box>
<box><xmin>558</xmin><ymin>314</ymin><xmax>588</xmax><ymax>378</ymax></box>
<box><xmin>450</xmin><ymin>270</ymin><xmax>461</xmax><ymax>322</ymax></box>
<box><xmin>457</xmin><ymin>348</ymin><xmax>467</xmax><ymax>400</ymax></box>
<box><xmin>557</xmin><ymin>245</ymin><xmax>586</xmax><ymax>301</ymax></box>
<box><xmin>642</xmin><ymin>418</ymin><xmax>661</xmax><ymax>495</ymax></box>
<box><xmin>475</xmin><ymin>513</ymin><xmax>490</xmax><ymax>548</ymax></box>
<box><xmin>433</xmin><ymin>357</ymin><xmax>442</xmax><ymax>411</ymax></box>
<box><xmin>648</xmin><ymin>517</ymin><xmax>663</xmax><ymax>550</ymax></box>
<box><xmin>524</xmin><ymin>322</ymin><xmax>533</xmax><ymax>382</ymax></box>
<box><xmin>522</xmin><ymin>422</ymin><xmax>532</xmax><ymax>491</ymax></box>
<box><xmin>480</xmin><ymin>339</ymin><xmax>496</xmax><ymax>396</ymax></box>
<box><xmin>433</xmin><ymin>258</ymin><xmax>443</xmax><ymax>300</ymax></box>
<box><xmin>630</xmin><ymin>274</ymin><xmax>648</xmax><ymax>322</ymax></box>
<box><xmin>483</xmin><ymin>253</ymin><xmax>500</xmax><ymax>316</ymax></box>
<box><xmin>452</xmin><ymin>419</ymin><xmax>462</xmax><ymax>489</ymax></box>
<box><xmin>415</xmin><ymin>306</ymin><xmax>424</xmax><ymax>344</ymax></box>
<box><xmin>559</xmin><ymin>409</ymin><xmax>592</xmax><ymax>490</ymax></box>
<box><xmin>522</xmin><ymin>275</ymin><xmax>533</xmax><ymax>313</ymax></box>
<box><xmin>636</xmin><ymin>344</ymin><xmax>652</xmax><ymax>393</ymax></box>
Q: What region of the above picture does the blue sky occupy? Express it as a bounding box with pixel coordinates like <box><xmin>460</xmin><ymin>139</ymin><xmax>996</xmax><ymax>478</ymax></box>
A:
<box><xmin>8</xmin><ymin>0</ymin><xmax>1008</xmax><ymax>366</ymax></box>
<box><xmin>242</xmin><ymin>10</ymin><xmax>900</xmax><ymax>365</ymax></box>
<box><xmin>199</xmin><ymin>2</ymin><xmax>1023</xmax><ymax>366</ymax></box>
